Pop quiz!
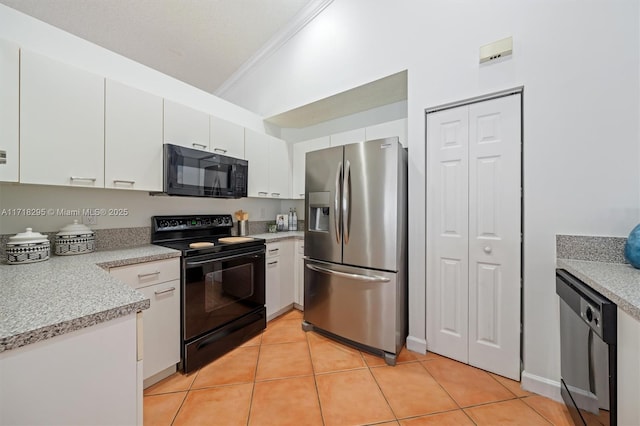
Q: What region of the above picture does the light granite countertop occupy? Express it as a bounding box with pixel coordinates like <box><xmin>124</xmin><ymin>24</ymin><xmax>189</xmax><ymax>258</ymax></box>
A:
<box><xmin>557</xmin><ymin>258</ymin><xmax>640</xmax><ymax>322</ymax></box>
<box><xmin>251</xmin><ymin>231</ymin><xmax>304</xmax><ymax>242</ymax></box>
<box><xmin>0</xmin><ymin>245</ymin><xmax>180</xmax><ymax>353</ymax></box>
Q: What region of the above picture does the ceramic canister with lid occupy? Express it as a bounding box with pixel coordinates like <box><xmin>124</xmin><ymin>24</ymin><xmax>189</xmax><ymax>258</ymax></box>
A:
<box><xmin>55</xmin><ymin>220</ymin><xmax>95</xmax><ymax>255</ymax></box>
<box><xmin>6</xmin><ymin>228</ymin><xmax>50</xmax><ymax>264</ymax></box>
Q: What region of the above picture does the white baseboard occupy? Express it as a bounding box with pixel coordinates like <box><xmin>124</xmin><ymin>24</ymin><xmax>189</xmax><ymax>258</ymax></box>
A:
<box><xmin>521</xmin><ymin>370</ymin><xmax>562</xmax><ymax>402</ymax></box>
<box><xmin>406</xmin><ymin>335</ymin><xmax>427</xmax><ymax>354</ymax></box>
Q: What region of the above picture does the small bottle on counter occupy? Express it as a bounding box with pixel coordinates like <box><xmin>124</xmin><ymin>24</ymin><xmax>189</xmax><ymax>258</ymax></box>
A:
<box><xmin>288</xmin><ymin>208</ymin><xmax>294</xmax><ymax>231</ymax></box>
<box><xmin>292</xmin><ymin>208</ymin><xmax>298</xmax><ymax>231</ymax></box>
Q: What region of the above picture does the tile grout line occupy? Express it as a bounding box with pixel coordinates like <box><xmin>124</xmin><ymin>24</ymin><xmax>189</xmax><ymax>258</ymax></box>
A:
<box><xmin>305</xmin><ymin>328</ymin><xmax>327</xmax><ymax>426</ymax></box>
<box><xmin>169</xmin><ymin>367</ymin><xmax>200</xmax><ymax>426</ymax></box>
<box><xmin>366</xmin><ymin>355</ymin><xmax>401</xmax><ymax>422</ymax></box>
<box><xmin>246</xmin><ymin>329</ymin><xmax>267</xmax><ymax>426</ymax></box>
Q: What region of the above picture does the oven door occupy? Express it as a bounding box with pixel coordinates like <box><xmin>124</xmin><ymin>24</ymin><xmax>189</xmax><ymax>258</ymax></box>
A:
<box><xmin>183</xmin><ymin>247</ymin><xmax>265</xmax><ymax>341</ymax></box>
<box><xmin>164</xmin><ymin>143</ymin><xmax>248</xmax><ymax>198</ymax></box>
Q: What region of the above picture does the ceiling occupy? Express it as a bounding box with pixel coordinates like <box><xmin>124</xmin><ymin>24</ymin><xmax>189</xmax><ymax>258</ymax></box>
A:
<box><xmin>0</xmin><ymin>0</ymin><xmax>321</xmax><ymax>94</ymax></box>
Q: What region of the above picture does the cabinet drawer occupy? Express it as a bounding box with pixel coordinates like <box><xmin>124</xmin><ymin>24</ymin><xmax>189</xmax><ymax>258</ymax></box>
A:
<box><xmin>266</xmin><ymin>243</ymin><xmax>282</xmax><ymax>258</ymax></box>
<box><xmin>110</xmin><ymin>258</ymin><xmax>180</xmax><ymax>289</ymax></box>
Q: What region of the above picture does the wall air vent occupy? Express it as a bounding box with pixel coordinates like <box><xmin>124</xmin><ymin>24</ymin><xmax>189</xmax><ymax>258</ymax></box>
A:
<box><xmin>479</xmin><ymin>36</ymin><xmax>513</xmax><ymax>64</ymax></box>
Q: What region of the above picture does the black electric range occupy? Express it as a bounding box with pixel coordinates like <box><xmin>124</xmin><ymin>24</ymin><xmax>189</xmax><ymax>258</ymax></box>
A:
<box><xmin>151</xmin><ymin>214</ymin><xmax>266</xmax><ymax>373</ymax></box>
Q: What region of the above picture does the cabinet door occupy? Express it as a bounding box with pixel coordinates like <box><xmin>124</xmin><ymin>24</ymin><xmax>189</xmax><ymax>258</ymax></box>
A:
<box><xmin>268</xmin><ymin>136</ymin><xmax>291</xmax><ymax>198</ymax></box>
<box><xmin>0</xmin><ymin>39</ymin><xmax>19</xmax><ymax>182</ymax></box>
<box><xmin>210</xmin><ymin>115</ymin><xmax>245</xmax><ymax>159</ymax></box>
<box><xmin>278</xmin><ymin>240</ymin><xmax>295</xmax><ymax>311</ymax></box>
<box><xmin>105</xmin><ymin>80</ymin><xmax>163</xmax><ymax>191</ymax></box>
<box><xmin>329</xmin><ymin>128</ymin><xmax>365</xmax><ymax>147</ymax></box>
<box><xmin>292</xmin><ymin>136</ymin><xmax>330</xmax><ymax>200</ymax></box>
<box><xmin>294</xmin><ymin>240</ymin><xmax>305</xmax><ymax>307</ymax></box>
<box><xmin>138</xmin><ymin>280</ymin><xmax>180</xmax><ymax>380</ymax></box>
<box><xmin>164</xmin><ymin>100</ymin><xmax>209</xmax><ymax>150</ymax></box>
<box><xmin>244</xmin><ymin>128</ymin><xmax>270</xmax><ymax>197</ymax></box>
<box><xmin>266</xmin><ymin>255</ymin><xmax>281</xmax><ymax>319</ymax></box>
<box><xmin>20</xmin><ymin>50</ymin><xmax>105</xmax><ymax>187</ymax></box>
<box><xmin>365</xmin><ymin>118</ymin><xmax>408</xmax><ymax>147</ymax></box>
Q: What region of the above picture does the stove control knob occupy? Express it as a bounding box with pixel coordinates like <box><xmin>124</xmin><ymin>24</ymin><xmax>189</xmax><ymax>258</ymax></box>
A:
<box><xmin>159</xmin><ymin>220</ymin><xmax>170</xmax><ymax>229</ymax></box>
<box><xmin>170</xmin><ymin>220</ymin><xmax>179</xmax><ymax>227</ymax></box>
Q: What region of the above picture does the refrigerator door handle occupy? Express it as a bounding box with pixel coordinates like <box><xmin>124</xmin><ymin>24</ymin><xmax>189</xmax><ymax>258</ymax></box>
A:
<box><xmin>335</xmin><ymin>161</ymin><xmax>343</xmax><ymax>244</ymax></box>
<box><xmin>306</xmin><ymin>263</ymin><xmax>390</xmax><ymax>283</ymax></box>
<box><xmin>343</xmin><ymin>160</ymin><xmax>351</xmax><ymax>244</ymax></box>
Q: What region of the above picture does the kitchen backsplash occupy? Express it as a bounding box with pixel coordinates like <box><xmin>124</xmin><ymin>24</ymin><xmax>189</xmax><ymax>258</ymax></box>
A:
<box><xmin>556</xmin><ymin>234</ymin><xmax>627</xmax><ymax>263</ymax></box>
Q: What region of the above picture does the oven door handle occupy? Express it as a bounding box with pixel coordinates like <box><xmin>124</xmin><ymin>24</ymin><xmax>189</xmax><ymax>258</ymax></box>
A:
<box><xmin>185</xmin><ymin>249</ymin><xmax>264</xmax><ymax>266</ymax></box>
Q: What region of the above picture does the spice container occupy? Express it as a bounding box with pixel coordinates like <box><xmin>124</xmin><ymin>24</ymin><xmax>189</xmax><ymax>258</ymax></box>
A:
<box><xmin>55</xmin><ymin>220</ymin><xmax>95</xmax><ymax>255</ymax></box>
<box><xmin>6</xmin><ymin>228</ymin><xmax>50</xmax><ymax>264</ymax></box>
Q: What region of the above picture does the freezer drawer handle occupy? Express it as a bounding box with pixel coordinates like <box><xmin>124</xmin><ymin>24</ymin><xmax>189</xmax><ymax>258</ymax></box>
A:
<box><xmin>306</xmin><ymin>263</ymin><xmax>390</xmax><ymax>283</ymax></box>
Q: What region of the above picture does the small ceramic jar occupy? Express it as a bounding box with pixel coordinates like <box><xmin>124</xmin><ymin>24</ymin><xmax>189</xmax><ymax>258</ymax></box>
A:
<box><xmin>55</xmin><ymin>220</ymin><xmax>95</xmax><ymax>255</ymax></box>
<box><xmin>6</xmin><ymin>228</ymin><xmax>50</xmax><ymax>264</ymax></box>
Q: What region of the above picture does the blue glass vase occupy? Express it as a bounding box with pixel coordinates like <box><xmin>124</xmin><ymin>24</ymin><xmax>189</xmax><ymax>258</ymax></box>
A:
<box><xmin>624</xmin><ymin>224</ymin><xmax>640</xmax><ymax>268</ymax></box>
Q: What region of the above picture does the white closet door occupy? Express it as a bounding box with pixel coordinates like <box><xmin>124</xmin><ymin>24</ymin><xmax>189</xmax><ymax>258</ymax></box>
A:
<box><xmin>426</xmin><ymin>106</ymin><xmax>470</xmax><ymax>363</ymax></box>
<box><xmin>468</xmin><ymin>95</ymin><xmax>521</xmax><ymax>380</ymax></box>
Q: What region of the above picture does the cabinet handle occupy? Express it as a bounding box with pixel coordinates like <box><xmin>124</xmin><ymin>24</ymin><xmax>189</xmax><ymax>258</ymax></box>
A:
<box><xmin>269</xmin><ymin>248</ymin><xmax>279</xmax><ymax>254</ymax></box>
<box><xmin>70</xmin><ymin>176</ymin><xmax>97</xmax><ymax>182</ymax></box>
<box><xmin>154</xmin><ymin>287</ymin><xmax>176</xmax><ymax>296</ymax></box>
<box><xmin>299</xmin><ymin>193</ymin><xmax>305</xmax><ymax>197</ymax></box>
<box><xmin>138</xmin><ymin>271</ymin><xmax>160</xmax><ymax>278</ymax></box>
<box><xmin>258</xmin><ymin>192</ymin><xmax>268</xmax><ymax>196</ymax></box>
<box><xmin>268</xmin><ymin>261</ymin><xmax>278</xmax><ymax>266</ymax></box>
<box><xmin>213</xmin><ymin>147</ymin><xmax>227</xmax><ymax>154</ymax></box>
<box><xmin>271</xmin><ymin>193</ymin><xmax>280</xmax><ymax>197</ymax></box>
<box><xmin>113</xmin><ymin>179</ymin><xmax>135</xmax><ymax>185</ymax></box>
<box><xmin>192</xmin><ymin>143</ymin><xmax>207</xmax><ymax>150</ymax></box>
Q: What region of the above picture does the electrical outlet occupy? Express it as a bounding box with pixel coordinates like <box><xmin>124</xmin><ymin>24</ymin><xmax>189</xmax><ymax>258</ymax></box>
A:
<box><xmin>83</xmin><ymin>214</ymin><xmax>97</xmax><ymax>225</ymax></box>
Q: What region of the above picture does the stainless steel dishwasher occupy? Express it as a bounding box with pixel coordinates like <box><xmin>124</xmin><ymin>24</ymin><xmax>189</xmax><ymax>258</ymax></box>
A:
<box><xmin>556</xmin><ymin>269</ymin><xmax>617</xmax><ymax>425</ymax></box>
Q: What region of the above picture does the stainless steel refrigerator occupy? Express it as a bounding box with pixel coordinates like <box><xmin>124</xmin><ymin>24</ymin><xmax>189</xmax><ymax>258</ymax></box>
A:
<box><xmin>302</xmin><ymin>137</ymin><xmax>407</xmax><ymax>365</ymax></box>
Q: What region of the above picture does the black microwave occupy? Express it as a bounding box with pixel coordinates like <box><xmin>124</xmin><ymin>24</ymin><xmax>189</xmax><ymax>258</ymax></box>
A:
<box><xmin>163</xmin><ymin>143</ymin><xmax>248</xmax><ymax>198</ymax></box>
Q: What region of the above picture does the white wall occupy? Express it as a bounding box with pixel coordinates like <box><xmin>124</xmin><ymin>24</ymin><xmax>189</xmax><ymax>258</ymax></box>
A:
<box><xmin>222</xmin><ymin>0</ymin><xmax>640</xmax><ymax>392</ymax></box>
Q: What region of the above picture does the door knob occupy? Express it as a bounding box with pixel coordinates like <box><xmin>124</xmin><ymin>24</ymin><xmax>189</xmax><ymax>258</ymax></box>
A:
<box><xmin>484</xmin><ymin>246</ymin><xmax>492</xmax><ymax>254</ymax></box>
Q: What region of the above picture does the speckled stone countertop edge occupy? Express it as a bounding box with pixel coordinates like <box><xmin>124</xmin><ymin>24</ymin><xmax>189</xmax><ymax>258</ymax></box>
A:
<box><xmin>0</xmin><ymin>245</ymin><xmax>180</xmax><ymax>353</ymax></box>
<box><xmin>251</xmin><ymin>231</ymin><xmax>304</xmax><ymax>242</ymax></box>
<box><xmin>557</xmin><ymin>258</ymin><xmax>640</xmax><ymax>322</ymax></box>
<box><xmin>0</xmin><ymin>300</ymin><xmax>149</xmax><ymax>353</ymax></box>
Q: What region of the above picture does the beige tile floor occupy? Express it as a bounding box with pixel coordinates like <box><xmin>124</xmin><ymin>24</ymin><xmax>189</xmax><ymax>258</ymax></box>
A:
<box><xmin>143</xmin><ymin>309</ymin><xmax>594</xmax><ymax>426</ymax></box>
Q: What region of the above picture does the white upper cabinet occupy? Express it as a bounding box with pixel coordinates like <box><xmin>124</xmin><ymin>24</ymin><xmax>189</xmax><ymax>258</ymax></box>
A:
<box><xmin>245</xmin><ymin>128</ymin><xmax>270</xmax><ymax>197</ymax></box>
<box><xmin>0</xmin><ymin>39</ymin><xmax>19</xmax><ymax>182</ymax></box>
<box><xmin>330</xmin><ymin>128</ymin><xmax>365</xmax><ymax>147</ymax></box>
<box><xmin>20</xmin><ymin>50</ymin><xmax>105</xmax><ymax>187</ymax></box>
<box><xmin>268</xmin><ymin>136</ymin><xmax>291</xmax><ymax>198</ymax></box>
<box><xmin>163</xmin><ymin>100</ymin><xmax>209</xmax><ymax>151</ymax></box>
<box><xmin>105</xmin><ymin>80</ymin><xmax>163</xmax><ymax>191</ymax></box>
<box><xmin>365</xmin><ymin>118</ymin><xmax>408</xmax><ymax>147</ymax></box>
<box><xmin>245</xmin><ymin>128</ymin><xmax>290</xmax><ymax>198</ymax></box>
<box><xmin>210</xmin><ymin>115</ymin><xmax>245</xmax><ymax>159</ymax></box>
<box><xmin>292</xmin><ymin>136</ymin><xmax>330</xmax><ymax>199</ymax></box>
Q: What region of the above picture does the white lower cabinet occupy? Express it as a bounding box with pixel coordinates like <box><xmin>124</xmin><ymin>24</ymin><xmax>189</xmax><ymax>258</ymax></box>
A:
<box><xmin>109</xmin><ymin>258</ymin><xmax>181</xmax><ymax>385</ymax></box>
<box><xmin>0</xmin><ymin>314</ymin><xmax>139</xmax><ymax>426</ymax></box>
<box><xmin>618</xmin><ymin>309</ymin><xmax>640</xmax><ymax>425</ymax></box>
<box><xmin>294</xmin><ymin>239</ymin><xmax>305</xmax><ymax>308</ymax></box>
<box><xmin>265</xmin><ymin>240</ymin><xmax>295</xmax><ymax>320</ymax></box>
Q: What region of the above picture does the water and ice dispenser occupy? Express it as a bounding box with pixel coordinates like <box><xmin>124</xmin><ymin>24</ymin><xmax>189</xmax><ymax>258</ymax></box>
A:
<box><xmin>308</xmin><ymin>192</ymin><xmax>330</xmax><ymax>232</ymax></box>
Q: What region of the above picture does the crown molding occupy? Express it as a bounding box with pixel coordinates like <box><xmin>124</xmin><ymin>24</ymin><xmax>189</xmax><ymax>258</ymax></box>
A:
<box><xmin>214</xmin><ymin>0</ymin><xmax>334</xmax><ymax>97</ymax></box>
